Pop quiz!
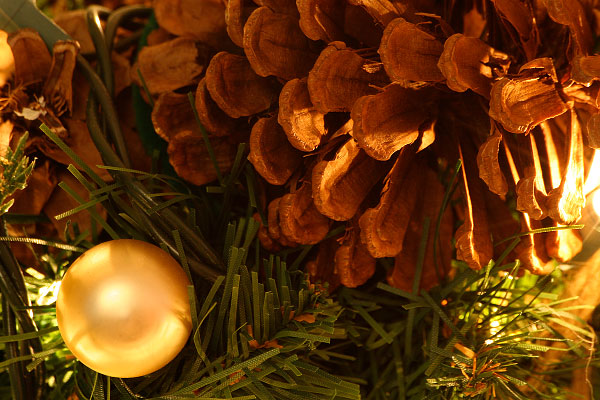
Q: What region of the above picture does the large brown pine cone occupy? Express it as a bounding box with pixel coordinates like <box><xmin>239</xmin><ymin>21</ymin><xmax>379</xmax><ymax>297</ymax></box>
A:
<box><xmin>139</xmin><ymin>0</ymin><xmax>600</xmax><ymax>291</ymax></box>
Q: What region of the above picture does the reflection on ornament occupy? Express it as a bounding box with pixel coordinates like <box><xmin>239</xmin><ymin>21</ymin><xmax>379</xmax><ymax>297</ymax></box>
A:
<box><xmin>56</xmin><ymin>239</ymin><xmax>192</xmax><ymax>378</ymax></box>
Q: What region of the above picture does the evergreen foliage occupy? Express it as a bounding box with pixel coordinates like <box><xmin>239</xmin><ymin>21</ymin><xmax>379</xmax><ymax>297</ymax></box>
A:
<box><xmin>0</xmin><ymin>4</ymin><xmax>597</xmax><ymax>400</ymax></box>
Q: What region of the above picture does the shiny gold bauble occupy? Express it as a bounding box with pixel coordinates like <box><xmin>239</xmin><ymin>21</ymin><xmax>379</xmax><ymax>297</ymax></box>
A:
<box><xmin>56</xmin><ymin>239</ymin><xmax>192</xmax><ymax>378</ymax></box>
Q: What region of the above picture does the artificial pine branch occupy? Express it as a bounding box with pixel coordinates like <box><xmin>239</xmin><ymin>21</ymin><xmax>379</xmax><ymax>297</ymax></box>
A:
<box><xmin>0</xmin><ymin>132</ymin><xmax>44</xmax><ymax>400</ymax></box>
<box><xmin>36</xmin><ymin>48</ymin><xmax>360</xmax><ymax>396</ymax></box>
<box><xmin>318</xmin><ymin>259</ymin><xmax>590</xmax><ymax>400</ymax></box>
<box><xmin>0</xmin><ymin>132</ymin><xmax>34</xmax><ymax>216</ymax></box>
<box><xmin>0</xmin><ymin>3</ymin><xmax>598</xmax><ymax>400</ymax></box>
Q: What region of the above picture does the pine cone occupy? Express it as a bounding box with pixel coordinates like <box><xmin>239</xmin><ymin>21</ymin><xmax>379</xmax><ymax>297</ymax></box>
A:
<box><xmin>142</xmin><ymin>0</ymin><xmax>600</xmax><ymax>291</ymax></box>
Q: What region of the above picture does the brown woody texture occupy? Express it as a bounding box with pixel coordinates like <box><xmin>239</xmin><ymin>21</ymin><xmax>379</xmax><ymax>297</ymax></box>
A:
<box><xmin>131</xmin><ymin>0</ymin><xmax>600</xmax><ymax>291</ymax></box>
<box><xmin>4</xmin><ymin>0</ymin><xmax>600</xmax><ymax>292</ymax></box>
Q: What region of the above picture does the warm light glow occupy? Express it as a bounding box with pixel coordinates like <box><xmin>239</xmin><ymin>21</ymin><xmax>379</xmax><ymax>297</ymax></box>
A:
<box><xmin>96</xmin><ymin>281</ymin><xmax>135</xmax><ymax>319</ymax></box>
<box><xmin>37</xmin><ymin>280</ymin><xmax>61</xmax><ymax>306</ymax></box>
<box><xmin>490</xmin><ymin>320</ymin><xmax>500</xmax><ymax>328</ymax></box>
<box><xmin>592</xmin><ymin>189</ymin><xmax>600</xmax><ymax>219</ymax></box>
<box><xmin>584</xmin><ymin>150</ymin><xmax>600</xmax><ymax>196</ymax></box>
<box><xmin>0</xmin><ymin>31</ymin><xmax>14</xmax><ymax>87</ymax></box>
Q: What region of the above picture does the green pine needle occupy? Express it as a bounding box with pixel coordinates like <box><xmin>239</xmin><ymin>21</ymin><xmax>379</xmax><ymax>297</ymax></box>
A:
<box><xmin>1</xmin><ymin>4</ymin><xmax>597</xmax><ymax>400</ymax></box>
<box><xmin>0</xmin><ymin>132</ymin><xmax>35</xmax><ymax>216</ymax></box>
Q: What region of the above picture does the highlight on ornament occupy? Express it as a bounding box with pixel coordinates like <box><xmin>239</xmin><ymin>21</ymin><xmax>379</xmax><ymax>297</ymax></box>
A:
<box><xmin>56</xmin><ymin>239</ymin><xmax>192</xmax><ymax>378</ymax></box>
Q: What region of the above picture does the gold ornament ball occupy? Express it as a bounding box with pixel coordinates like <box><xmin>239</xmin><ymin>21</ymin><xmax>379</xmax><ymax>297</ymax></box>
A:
<box><xmin>56</xmin><ymin>239</ymin><xmax>192</xmax><ymax>378</ymax></box>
